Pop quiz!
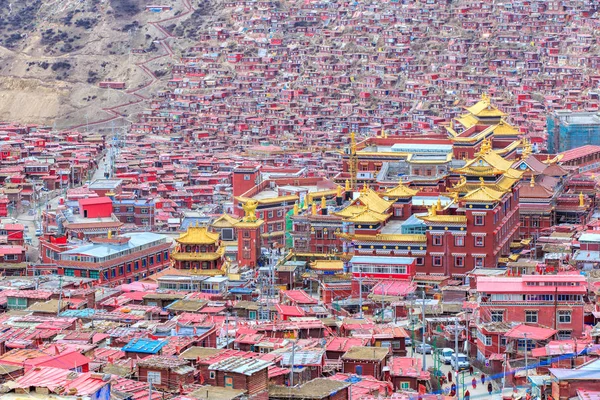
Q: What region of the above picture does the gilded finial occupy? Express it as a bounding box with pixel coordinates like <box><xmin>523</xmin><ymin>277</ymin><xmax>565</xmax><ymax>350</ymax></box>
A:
<box><xmin>242</xmin><ymin>200</ymin><xmax>259</xmax><ymax>223</ymax></box>
<box><xmin>530</xmin><ymin>175</ymin><xmax>535</xmax><ymax>187</ymax></box>
<box><xmin>479</xmin><ymin>176</ymin><xmax>485</xmax><ymax>187</ymax></box>
<box><xmin>321</xmin><ymin>196</ymin><xmax>327</xmax><ymax>209</ymax></box>
<box><xmin>480</xmin><ymin>138</ymin><xmax>491</xmax><ymax>154</ymax></box>
<box><xmin>436</xmin><ymin>197</ymin><xmax>442</xmax><ymax>211</ymax></box>
<box><xmin>481</xmin><ymin>92</ymin><xmax>490</xmax><ymax>102</ymax></box>
<box><xmin>345</xmin><ymin>179</ymin><xmax>350</xmax><ymax>191</ymax></box>
<box><xmin>546</xmin><ymin>153</ymin><xmax>551</xmax><ymax>162</ymax></box>
<box><xmin>580</xmin><ymin>192</ymin><xmax>585</xmax><ymax>207</ymax></box>
<box><xmin>293</xmin><ymin>202</ymin><xmax>299</xmax><ymax>216</ymax></box>
<box><xmin>428</xmin><ymin>203</ymin><xmax>437</xmax><ymax>217</ymax></box>
<box><xmin>361</xmin><ymin>184</ymin><xmax>368</xmax><ymax>194</ymax></box>
<box><xmin>311</xmin><ymin>202</ymin><xmax>317</xmax><ymax>215</ymax></box>
<box><xmin>337</xmin><ymin>185</ymin><xmax>343</xmax><ymax>197</ymax></box>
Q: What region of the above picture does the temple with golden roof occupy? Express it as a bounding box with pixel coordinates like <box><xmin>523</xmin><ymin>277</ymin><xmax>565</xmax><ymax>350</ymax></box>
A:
<box><xmin>170</xmin><ymin>224</ymin><xmax>227</xmax><ymax>275</ymax></box>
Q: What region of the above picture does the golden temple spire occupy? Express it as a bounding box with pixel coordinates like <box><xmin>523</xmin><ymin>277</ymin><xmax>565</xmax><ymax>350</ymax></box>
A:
<box><xmin>337</xmin><ymin>185</ymin><xmax>343</xmax><ymax>197</ymax></box>
<box><xmin>436</xmin><ymin>197</ymin><xmax>442</xmax><ymax>211</ymax></box>
<box><xmin>293</xmin><ymin>202</ymin><xmax>299</xmax><ymax>215</ymax></box>
<box><xmin>580</xmin><ymin>192</ymin><xmax>585</xmax><ymax>207</ymax></box>
<box><xmin>428</xmin><ymin>203</ymin><xmax>437</xmax><ymax>217</ymax></box>
<box><xmin>345</xmin><ymin>179</ymin><xmax>350</xmax><ymax>191</ymax></box>
<box><xmin>479</xmin><ymin>176</ymin><xmax>485</xmax><ymax>187</ymax></box>
<box><xmin>311</xmin><ymin>202</ymin><xmax>317</xmax><ymax>215</ymax></box>
<box><xmin>530</xmin><ymin>174</ymin><xmax>535</xmax><ymax>187</ymax></box>
<box><xmin>321</xmin><ymin>196</ymin><xmax>327</xmax><ymax>209</ymax></box>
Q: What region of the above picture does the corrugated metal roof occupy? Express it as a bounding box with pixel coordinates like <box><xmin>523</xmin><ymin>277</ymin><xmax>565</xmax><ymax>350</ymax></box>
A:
<box><xmin>121</xmin><ymin>338</ymin><xmax>168</xmax><ymax>354</ymax></box>
<box><xmin>209</xmin><ymin>356</ymin><xmax>273</xmax><ymax>375</ymax></box>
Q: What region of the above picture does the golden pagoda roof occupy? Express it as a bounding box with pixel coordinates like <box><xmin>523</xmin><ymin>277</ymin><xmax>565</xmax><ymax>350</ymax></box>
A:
<box><xmin>351</xmin><ymin>188</ymin><xmax>394</xmax><ymax>214</ymax></box>
<box><xmin>171</xmin><ymin>249</ymin><xmax>224</xmax><ymax>261</ymax></box>
<box><xmin>310</xmin><ymin>260</ymin><xmax>344</xmax><ymax>271</ymax></box>
<box><xmin>346</xmin><ymin>208</ymin><xmax>390</xmax><ymax>223</ymax></box>
<box><xmin>491</xmin><ymin>120</ymin><xmax>519</xmax><ymax>136</ymax></box>
<box><xmin>334</xmin><ymin>205</ymin><xmax>366</xmax><ymax>218</ymax></box>
<box><xmin>384</xmin><ymin>181</ymin><xmax>419</xmax><ymax>198</ymax></box>
<box><xmin>211</xmin><ymin>214</ymin><xmax>240</xmax><ymax>228</ymax></box>
<box><xmin>461</xmin><ymin>186</ymin><xmax>506</xmax><ymax>203</ymax></box>
<box><xmin>465</xmin><ymin>94</ymin><xmax>506</xmax><ymax>118</ymax></box>
<box><xmin>451</xmin><ymin>175</ymin><xmax>519</xmax><ymax>193</ymax></box>
<box><xmin>176</xmin><ymin>226</ymin><xmax>220</xmax><ymax>245</ymax></box>
<box><xmin>454</xmin><ymin>113</ymin><xmax>479</xmax><ymax>130</ymax></box>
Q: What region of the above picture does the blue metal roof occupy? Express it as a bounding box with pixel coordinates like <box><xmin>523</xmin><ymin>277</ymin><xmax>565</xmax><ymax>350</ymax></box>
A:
<box><xmin>60</xmin><ymin>309</ymin><xmax>104</xmax><ymax>318</ymax></box>
<box><xmin>121</xmin><ymin>338</ymin><xmax>168</xmax><ymax>354</ymax></box>
<box><xmin>229</xmin><ymin>288</ymin><xmax>253</xmax><ymax>294</ymax></box>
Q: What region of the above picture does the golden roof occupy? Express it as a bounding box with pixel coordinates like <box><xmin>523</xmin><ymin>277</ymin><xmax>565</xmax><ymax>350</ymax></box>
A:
<box><xmin>465</xmin><ymin>94</ymin><xmax>506</xmax><ymax>118</ymax></box>
<box><xmin>351</xmin><ymin>188</ymin><xmax>394</xmax><ymax>214</ymax></box>
<box><xmin>310</xmin><ymin>260</ymin><xmax>344</xmax><ymax>271</ymax></box>
<box><xmin>338</xmin><ymin>233</ymin><xmax>427</xmax><ymax>243</ymax></box>
<box><xmin>418</xmin><ymin>214</ymin><xmax>467</xmax><ymax>224</ymax></box>
<box><xmin>455</xmin><ymin>114</ymin><xmax>479</xmax><ymax>130</ymax></box>
<box><xmin>384</xmin><ymin>181</ymin><xmax>419</xmax><ymax>198</ymax></box>
<box><xmin>176</xmin><ymin>225</ymin><xmax>220</xmax><ymax>245</ymax></box>
<box><xmin>211</xmin><ymin>214</ymin><xmax>240</xmax><ymax>228</ymax></box>
<box><xmin>451</xmin><ymin>175</ymin><xmax>519</xmax><ymax>194</ymax></box>
<box><xmin>346</xmin><ymin>208</ymin><xmax>390</xmax><ymax>223</ymax></box>
<box><xmin>461</xmin><ymin>186</ymin><xmax>505</xmax><ymax>203</ymax></box>
<box><xmin>334</xmin><ymin>205</ymin><xmax>366</xmax><ymax>218</ymax></box>
<box><xmin>491</xmin><ymin>120</ymin><xmax>519</xmax><ymax>136</ymax></box>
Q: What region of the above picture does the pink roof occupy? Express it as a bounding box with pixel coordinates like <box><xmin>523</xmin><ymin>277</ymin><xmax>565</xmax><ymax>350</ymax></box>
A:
<box><xmin>560</xmin><ymin>145</ymin><xmax>600</xmax><ymax>163</ymax></box>
<box><xmin>477</xmin><ymin>274</ymin><xmax>586</xmax><ymax>294</ymax></box>
<box><xmin>23</xmin><ymin>349</ymin><xmax>91</xmax><ymax>371</ymax></box>
<box><xmin>505</xmin><ymin>324</ymin><xmax>557</xmax><ymax>341</ymax></box>
<box><xmin>0</xmin><ymin>246</ymin><xmax>24</xmax><ymax>255</ymax></box>
<box><xmin>78</xmin><ymin>197</ymin><xmax>113</xmax><ymax>206</ymax></box>
<box><xmin>371</xmin><ymin>280</ymin><xmax>415</xmax><ymax>296</ymax></box>
<box><xmin>388</xmin><ymin>357</ymin><xmax>430</xmax><ymax>379</ymax></box>
<box><xmin>281</xmin><ymin>290</ymin><xmax>318</xmax><ymax>305</ymax></box>
<box><xmin>275</xmin><ymin>304</ymin><xmax>306</xmax><ymax>317</ymax></box>
<box><xmin>326</xmin><ymin>337</ymin><xmax>369</xmax><ymax>352</ymax></box>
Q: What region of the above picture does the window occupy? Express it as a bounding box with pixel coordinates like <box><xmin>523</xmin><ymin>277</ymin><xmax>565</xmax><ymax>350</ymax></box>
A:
<box><xmin>249</xmin><ymin>311</ymin><xmax>257</xmax><ymax>319</ymax></box>
<box><xmin>64</xmin><ymin>268</ymin><xmax>75</xmax><ymax>277</ymax></box>
<box><xmin>400</xmin><ymin>382</ymin><xmax>410</xmax><ymax>390</ymax></box>
<box><xmin>517</xmin><ymin>339</ymin><xmax>535</xmax><ymax>351</ymax></box>
<box><xmin>209</xmin><ymin>371</ymin><xmax>216</xmax><ymax>379</ymax></box>
<box><xmin>127</xmin><ymin>207</ymin><xmax>134</xmax><ymax>213</ymax></box>
<box><xmin>395</xmin><ymin>208</ymin><xmax>404</xmax><ymax>217</ymax></box>
<box><xmin>475</xmin><ymin>257</ymin><xmax>484</xmax><ymax>267</ymax></box>
<box><xmin>557</xmin><ymin>330</ymin><xmax>572</xmax><ymax>340</ymax></box>
<box><xmin>164</xmin><ymin>251</ymin><xmax>169</xmax><ymax>260</ymax></box>
<box><xmin>531</xmin><ymin>218</ymin><xmax>540</xmax><ymax>228</ymax></box>
<box><xmin>141</xmin><ymin>208</ymin><xmax>149</xmax><ymax>214</ymax></box>
<box><xmin>500</xmin><ymin>337</ymin><xmax>507</xmax><ymax>347</ymax></box>
<box><xmin>147</xmin><ymin>371</ymin><xmax>161</xmax><ymax>385</ymax></box>
<box><xmin>118</xmin><ymin>266</ymin><xmax>124</xmax><ymax>275</ymax></box>
<box><xmin>142</xmin><ymin>259</ymin><xmax>147</xmax><ymax>267</ymax></box>
<box><xmin>477</xmin><ymin>330</ymin><xmax>492</xmax><ymax>346</ymax></box>
<box><xmin>525</xmin><ymin>311</ymin><xmax>538</xmax><ymax>324</ymax></box>
<box><xmin>243</xmin><ymin>230</ymin><xmax>250</xmax><ymax>238</ymax></box>
<box><xmin>433</xmin><ymin>256</ymin><xmax>442</xmax><ymax>266</ymax></box>
<box><xmin>89</xmin><ymin>270</ymin><xmax>99</xmax><ymax>279</ymax></box>
<box><xmin>126</xmin><ymin>217</ymin><xmax>134</xmax><ymax>223</ymax></box>
<box><xmin>222</xmin><ymin>228</ymin><xmax>234</xmax><ymax>241</ymax></box>
<box><xmin>277</xmin><ymin>209</ymin><xmax>283</xmax><ymax>217</ymax></box>
<box><xmin>244</xmin><ymin>174</ymin><xmax>251</xmax><ymax>181</ymax></box>
<box><xmin>558</xmin><ymin>310</ymin><xmax>571</xmax><ymax>324</ymax></box>
<box><xmin>7</xmin><ymin>297</ymin><xmax>27</xmax><ymax>309</ymax></box>
<box><xmin>142</xmin><ymin>219</ymin><xmax>149</xmax><ymax>225</ymax></box>
<box><xmin>475</xmin><ymin>236</ymin><xmax>484</xmax><ymax>247</ymax></box>
<box><xmin>475</xmin><ymin>215</ymin><xmax>485</xmax><ymax>226</ymax></box>
<box><xmin>80</xmin><ymin>270</ymin><xmax>87</xmax><ymax>278</ymax></box>
<box><xmin>268</xmin><ymin>211</ymin><xmax>273</xmax><ymax>218</ymax></box>
<box><xmin>455</xmin><ymin>256</ymin><xmax>465</xmax><ymax>267</ymax></box>
<box><xmin>455</xmin><ymin>236</ymin><xmax>465</xmax><ymax>247</ymax></box>
<box><xmin>150</xmin><ymin>256</ymin><xmax>154</xmax><ymax>265</ymax></box>
<box><xmin>433</xmin><ymin>236</ymin><xmax>442</xmax><ymax>246</ymax></box>
<box><xmin>111</xmin><ymin>269</ymin><xmax>116</xmax><ymax>278</ymax></box>
<box><xmin>491</xmin><ymin>310</ymin><xmax>504</xmax><ymax>322</ymax></box>
<box><xmin>127</xmin><ymin>264</ymin><xmax>132</xmax><ymax>273</ymax></box>
<box><xmin>134</xmin><ymin>261</ymin><xmax>139</xmax><ymax>271</ymax></box>
<box><xmin>416</xmin><ymin>257</ymin><xmax>424</xmax><ymax>266</ymax></box>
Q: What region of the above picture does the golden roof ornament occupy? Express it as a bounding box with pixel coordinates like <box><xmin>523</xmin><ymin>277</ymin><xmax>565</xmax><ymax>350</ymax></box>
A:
<box><xmin>530</xmin><ymin>175</ymin><xmax>535</xmax><ymax>187</ymax></box>
<box><xmin>345</xmin><ymin>179</ymin><xmax>350</xmax><ymax>191</ymax></box>
<box><xmin>242</xmin><ymin>200</ymin><xmax>259</xmax><ymax>223</ymax></box>
<box><xmin>580</xmin><ymin>192</ymin><xmax>585</xmax><ymax>207</ymax></box>
<box><xmin>479</xmin><ymin>176</ymin><xmax>485</xmax><ymax>187</ymax></box>
<box><xmin>337</xmin><ymin>185</ymin><xmax>343</xmax><ymax>197</ymax></box>
<box><xmin>480</xmin><ymin>138</ymin><xmax>492</xmax><ymax>154</ymax></box>
<box><xmin>428</xmin><ymin>203</ymin><xmax>437</xmax><ymax>217</ymax></box>
<box><xmin>311</xmin><ymin>202</ymin><xmax>317</xmax><ymax>215</ymax></box>
<box><xmin>481</xmin><ymin>92</ymin><xmax>490</xmax><ymax>102</ymax></box>
<box><xmin>436</xmin><ymin>197</ymin><xmax>442</xmax><ymax>211</ymax></box>
<box><xmin>321</xmin><ymin>196</ymin><xmax>327</xmax><ymax>209</ymax></box>
<box><xmin>293</xmin><ymin>202</ymin><xmax>299</xmax><ymax>216</ymax></box>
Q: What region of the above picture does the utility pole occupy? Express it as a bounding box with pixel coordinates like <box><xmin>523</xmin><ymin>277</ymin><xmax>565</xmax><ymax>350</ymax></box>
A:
<box><xmin>289</xmin><ymin>340</ymin><xmax>296</xmax><ymax>387</ymax></box>
<box><xmin>358</xmin><ymin>269</ymin><xmax>363</xmax><ymax>318</ymax></box>
<box><xmin>421</xmin><ymin>289</ymin><xmax>426</xmax><ymax>372</ymax></box>
<box><xmin>524</xmin><ymin>332</ymin><xmax>529</xmax><ymax>382</ymax></box>
<box><xmin>56</xmin><ymin>275</ymin><xmax>63</xmax><ymax>317</ymax></box>
<box><xmin>455</xmin><ymin>317</ymin><xmax>460</xmax><ymax>400</ymax></box>
<box><xmin>148</xmin><ymin>381</ymin><xmax>153</xmax><ymax>400</ymax></box>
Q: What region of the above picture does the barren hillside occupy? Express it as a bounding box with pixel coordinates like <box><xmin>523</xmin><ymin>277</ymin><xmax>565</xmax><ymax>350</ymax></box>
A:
<box><xmin>0</xmin><ymin>0</ymin><xmax>192</xmax><ymax>129</ymax></box>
